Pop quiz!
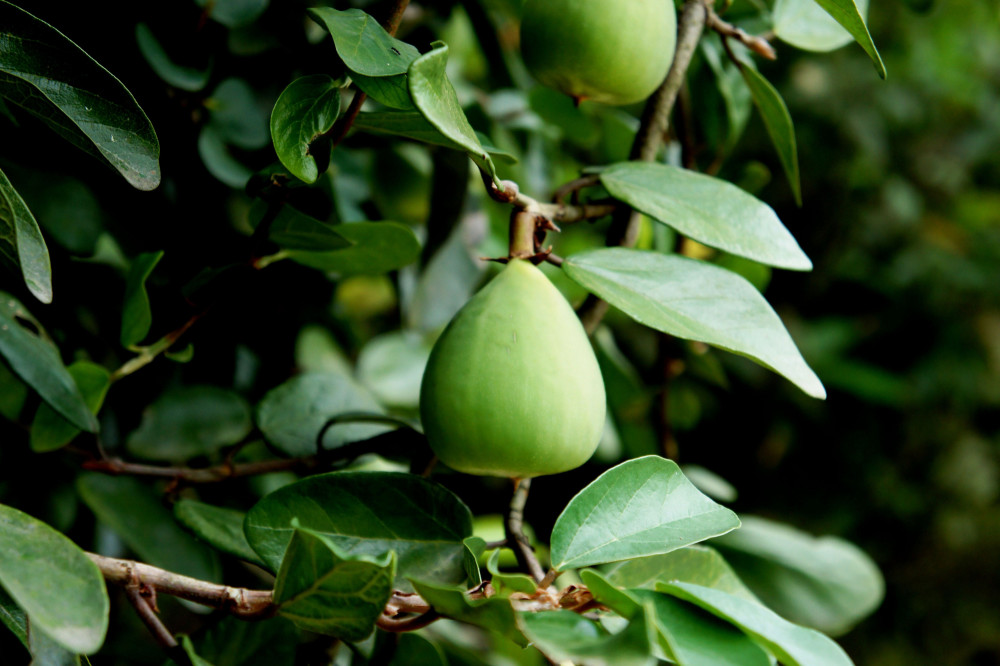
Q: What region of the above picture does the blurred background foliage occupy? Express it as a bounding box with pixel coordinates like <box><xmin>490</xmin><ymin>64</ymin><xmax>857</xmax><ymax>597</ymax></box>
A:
<box><xmin>1</xmin><ymin>0</ymin><xmax>999</xmax><ymax>664</ymax></box>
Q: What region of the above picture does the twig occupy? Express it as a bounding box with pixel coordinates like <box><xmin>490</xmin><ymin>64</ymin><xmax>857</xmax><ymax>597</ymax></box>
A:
<box><xmin>110</xmin><ymin>312</ymin><xmax>203</xmax><ymax>383</ymax></box>
<box><xmin>504</xmin><ymin>479</ymin><xmax>546</xmax><ymax>583</ymax></box>
<box><xmin>123</xmin><ymin>578</ymin><xmax>177</xmax><ymax>649</ymax></box>
<box><xmin>552</xmin><ymin>175</ymin><xmax>600</xmax><ymax>204</ymax></box>
<box><xmin>706</xmin><ymin>5</ymin><xmax>776</xmax><ymax>61</ymax></box>
<box><xmin>481</xmin><ymin>172</ymin><xmax>616</xmax><ymax>223</ymax></box>
<box><xmin>82</xmin><ymin>455</ymin><xmax>318</xmax><ymax>484</ymax></box>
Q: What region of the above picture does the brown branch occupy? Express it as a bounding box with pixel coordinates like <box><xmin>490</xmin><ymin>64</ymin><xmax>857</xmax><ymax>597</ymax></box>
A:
<box><xmin>82</xmin><ymin>455</ymin><xmax>318</xmax><ymax>484</ymax></box>
<box><xmin>505</xmin><ymin>479</ymin><xmax>546</xmax><ymax>583</ymax></box>
<box><xmin>123</xmin><ymin>579</ymin><xmax>177</xmax><ymax>649</ymax></box>
<box><xmin>481</xmin><ymin>171</ymin><xmax>616</xmax><ymax>223</ymax></box>
<box><xmin>706</xmin><ymin>6</ymin><xmax>776</xmax><ymax>61</ymax></box>
<box><xmin>553</xmin><ymin>175</ymin><xmax>601</xmax><ymax>205</ymax></box>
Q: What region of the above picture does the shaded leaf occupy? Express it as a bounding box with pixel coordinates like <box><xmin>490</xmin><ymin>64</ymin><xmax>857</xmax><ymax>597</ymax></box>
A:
<box><xmin>0</xmin><ymin>503</ymin><xmax>108</xmax><ymax>654</ymax></box>
<box><xmin>563</xmin><ymin>249</ymin><xmax>826</xmax><ymax>398</ymax></box>
<box><xmin>0</xmin><ymin>168</ymin><xmax>50</xmax><ymax>303</ymax></box>
<box><xmin>352</xmin><ymin>112</ymin><xmax>516</xmax><ymax>163</ymax></box>
<box><xmin>0</xmin><ymin>295</ymin><xmax>97</xmax><ymax>432</ymax></box>
<box><xmin>287</xmin><ymin>221</ymin><xmax>421</xmax><ymax>275</ymax></box>
<box><xmin>388</xmin><ymin>634</ymin><xmax>447</xmax><ymax>666</ymax></box>
<box><xmin>207</xmin><ymin>78</ymin><xmax>270</xmax><ymax>150</ymax></box>
<box><xmin>356</xmin><ymin>331</ymin><xmax>432</xmax><ymax>409</ymax></box>
<box><xmin>270</xmin><ymin>75</ymin><xmax>341</xmax><ymax>184</ymax></box>
<box><xmin>126</xmin><ymin>386</ymin><xmax>253</xmax><ymax>462</ymax></box>
<box><xmin>517</xmin><ymin>609</ymin><xmax>655</xmax><ymax>666</ymax></box>
<box><xmin>28</xmin><ymin>628</ymin><xmax>80</xmax><ymax>666</ymax></box>
<box><xmin>256</xmin><ymin>372</ymin><xmax>391</xmax><ymax>457</ymax></box>
<box><xmin>550</xmin><ymin>456</ymin><xmax>740</xmax><ymax>570</ymax></box>
<box><xmin>265</xmin><ymin>206</ymin><xmax>351</xmax><ymax>252</ymax></box>
<box><xmin>604</xmin><ymin>546</ymin><xmax>758</xmax><ymax>602</ymax></box>
<box><xmin>189</xmin><ymin>616</ymin><xmax>298</xmax><ymax>666</ymax></box>
<box><xmin>173</xmin><ymin>500</ymin><xmax>265</xmax><ymax>567</ymax></box>
<box><xmin>660</xmin><ymin>582</ymin><xmax>853</xmax><ymax>666</ymax></box>
<box><xmin>462</xmin><ymin>536</ymin><xmax>485</xmax><ymax>588</ymax></box>
<box><xmin>806</xmin><ymin>0</ymin><xmax>885</xmax><ymax>77</ymax></box>
<box><xmin>135</xmin><ymin>23</ymin><xmax>211</xmax><ymax>92</ymax></box>
<box><xmin>120</xmin><ymin>250</ymin><xmax>163</xmax><ymax>347</ymax></box>
<box><xmin>0</xmin><ymin>2</ymin><xmax>160</xmax><ymax>189</ymax></box>
<box><xmin>0</xmin><ymin>582</ymin><xmax>27</xmax><ymax>647</ymax></box>
<box><xmin>198</xmin><ymin>126</ymin><xmax>253</xmax><ymax>188</ymax></box>
<box><xmin>196</xmin><ymin>0</ymin><xmax>269</xmax><ymax>28</ymax></box>
<box><xmin>410</xmin><ymin>580</ymin><xmax>525</xmax><ymax>646</ymax></box>
<box><xmin>307</xmin><ymin>8</ymin><xmax>420</xmax><ymax>76</ymax></box>
<box><xmin>244</xmin><ymin>471</ymin><xmax>473</xmax><ymax>590</ymax></box>
<box><xmin>351</xmin><ymin>72</ymin><xmax>414</xmax><ymax>110</ymax></box>
<box><xmin>178</xmin><ymin>635</ymin><xmax>214</xmax><ymax>666</ymax></box>
<box><xmin>486</xmin><ymin>549</ymin><xmax>537</xmax><ymax>596</ymax></box>
<box><xmin>599</xmin><ymin>162</ymin><xmax>811</xmax><ymax>270</ymax></box>
<box><xmin>30</xmin><ymin>361</ymin><xmax>109</xmax><ymax>453</ymax></box>
<box><xmin>701</xmin><ymin>39</ymin><xmax>752</xmax><ymax>151</ymax></box>
<box><xmin>714</xmin><ymin>515</ymin><xmax>884</xmax><ymax>635</ymax></box>
<box><xmin>740</xmin><ymin>67</ymin><xmax>801</xmax><ymax>206</ymax></box>
<box><xmin>274</xmin><ymin>527</ymin><xmax>394</xmax><ymax>640</ymax></box>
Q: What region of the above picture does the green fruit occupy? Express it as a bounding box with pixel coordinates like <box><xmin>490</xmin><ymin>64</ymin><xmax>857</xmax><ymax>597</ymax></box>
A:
<box><xmin>520</xmin><ymin>0</ymin><xmax>677</xmax><ymax>106</ymax></box>
<box><xmin>420</xmin><ymin>260</ymin><xmax>606</xmax><ymax>478</ymax></box>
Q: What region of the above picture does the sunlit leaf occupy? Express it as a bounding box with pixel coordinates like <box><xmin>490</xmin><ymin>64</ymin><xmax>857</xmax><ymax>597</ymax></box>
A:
<box><xmin>307</xmin><ymin>8</ymin><xmax>420</xmax><ymax>76</ymax></box>
<box><xmin>270</xmin><ymin>75</ymin><xmax>341</xmax><ymax>184</ymax></box>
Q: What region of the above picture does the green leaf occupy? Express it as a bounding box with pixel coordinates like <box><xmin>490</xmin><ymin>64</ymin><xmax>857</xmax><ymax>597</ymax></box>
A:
<box><xmin>265</xmin><ymin>206</ymin><xmax>352</xmax><ymax>252</ymax></box>
<box><xmin>550</xmin><ymin>456</ymin><xmax>740</xmax><ymax>570</ymax></box>
<box><xmin>701</xmin><ymin>39</ymin><xmax>752</xmax><ymax>151</ymax></box>
<box><xmin>179</xmin><ymin>635</ymin><xmax>215</xmax><ymax>666</ymax></box>
<box><xmin>135</xmin><ymin>23</ymin><xmax>211</xmax><ymax>92</ymax></box>
<box><xmin>173</xmin><ymin>500</ymin><xmax>265</xmax><ymax>567</ymax></box>
<box><xmin>256</xmin><ymin>372</ymin><xmax>392</xmax><ymax>457</ymax></box>
<box><xmin>660</xmin><ymin>582</ymin><xmax>854</xmax><ymax>666</ymax></box>
<box><xmin>388</xmin><ymin>634</ymin><xmax>447</xmax><ymax>666</ymax></box>
<box><xmin>287</xmin><ymin>221</ymin><xmax>421</xmax><ymax>275</ymax></box>
<box><xmin>351</xmin><ymin>73</ymin><xmax>414</xmax><ymax>110</ymax></box>
<box><xmin>407</xmin><ymin>43</ymin><xmax>499</xmax><ymax>183</ymax></box>
<box><xmin>517</xmin><ymin>609</ymin><xmax>655</xmax><ymax>666</ymax></box>
<box><xmin>0</xmin><ymin>168</ymin><xmax>50</xmax><ymax>303</ymax></box>
<box><xmin>126</xmin><ymin>386</ymin><xmax>253</xmax><ymax>462</ymax></box>
<box><xmin>0</xmin><ymin>2</ymin><xmax>160</xmax><ymax>190</ymax></box>
<box><xmin>0</xmin><ymin>296</ymin><xmax>97</xmax><ymax>432</ymax></box>
<box><xmin>120</xmin><ymin>250</ymin><xmax>163</xmax><ymax>347</ymax></box>
<box><xmin>28</xmin><ymin>628</ymin><xmax>81</xmax><ymax>666</ymax></box>
<box><xmin>604</xmin><ymin>546</ymin><xmax>758</xmax><ymax>602</ymax></box>
<box><xmin>562</xmin><ymin>249</ymin><xmax>826</xmax><ymax>398</ymax></box>
<box><xmin>196</xmin><ymin>0</ymin><xmax>269</xmax><ymax>28</ymax></box>
<box><xmin>353</xmin><ymin>112</ymin><xmax>517</xmax><ymax>163</ymax></box>
<box><xmin>30</xmin><ymin>361</ymin><xmax>109</xmax><ymax>452</ymax></box>
<box><xmin>274</xmin><ymin>527</ymin><xmax>394</xmax><ymax>640</ymax></box>
<box><xmin>243</xmin><ymin>471</ymin><xmax>473</xmax><ymax>590</ymax></box>
<box><xmin>0</xmin><ymin>583</ymin><xmax>27</xmax><ymax>647</ymax></box>
<box><xmin>599</xmin><ymin>163</ymin><xmax>811</xmax><ymax>270</ymax></box>
<box><xmin>462</xmin><ymin>536</ymin><xmax>485</xmax><ymax>588</ymax></box>
<box><xmin>356</xmin><ymin>331</ymin><xmax>432</xmax><ymax>409</ymax></box>
<box><xmin>410</xmin><ymin>580</ymin><xmax>525</xmax><ymax>646</ymax></box>
<box><xmin>187</xmin><ymin>616</ymin><xmax>298</xmax><ymax>666</ymax></box>
<box><xmin>198</xmin><ymin>126</ymin><xmax>253</xmax><ymax>188</ymax></box>
<box><xmin>773</xmin><ymin>0</ymin><xmax>870</xmax><ymax>52</ymax></box>
<box><xmin>713</xmin><ymin>516</ymin><xmax>884</xmax><ymax>636</ymax></box>
<box><xmin>76</xmin><ymin>474</ymin><xmax>221</xmax><ymax>582</ymax></box>
<box><xmin>207</xmin><ymin>78</ymin><xmax>270</xmax><ymax>150</ymax></box>
<box><xmin>270</xmin><ymin>75</ymin><xmax>341</xmax><ymax>184</ymax></box>
<box><xmin>306</xmin><ymin>8</ymin><xmax>420</xmax><ymax>77</ymax></box>
<box><xmin>740</xmin><ymin>67</ymin><xmax>801</xmax><ymax>206</ymax></box>
<box><xmin>798</xmin><ymin>0</ymin><xmax>885</xmax><ymax>77</ymax></box>
<box><xmin>0</xmin><ymin>503</ymin><xmax>108</xmax><ymax>654</ymax></box>
<box><xmin>486</xmin><ymin>550</ymin><xmax>537</xmax><ymax>596</ymax></box>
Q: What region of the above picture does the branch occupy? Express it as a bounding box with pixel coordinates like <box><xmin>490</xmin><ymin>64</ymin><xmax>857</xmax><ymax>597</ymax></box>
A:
<box><xmin>706</xmin><ymin>6</ymin><xmax>776</xmax><ymax>61</ymax></box>
<box><xmin>480</xmin><ymin>172</ymin><xmax>616</xmax><ymax>224</ymax></box>
<box><xmin>504</xmin><ymin>479</ymin><xmax>546</xmax><ymax>583</ymax></box>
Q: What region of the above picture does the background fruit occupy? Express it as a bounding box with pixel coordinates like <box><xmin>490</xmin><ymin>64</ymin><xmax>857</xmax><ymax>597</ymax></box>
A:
<box><xmin>419</xmin><ymin>260</ymin><xmax>606</xmax><ymax>478</ymax></box>
<box><xmin>520</xmin><ymin>0</ymin><xmax>677</xmax><ymax>105</ymax></box>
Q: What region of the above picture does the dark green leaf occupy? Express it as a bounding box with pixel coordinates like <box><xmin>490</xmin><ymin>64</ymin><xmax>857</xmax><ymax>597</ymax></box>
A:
<box><xmin>408</xmin><ymin>43</ymin><xmax>498</xmax><ymax>183</ymax></box>
<box><xmin>0</xmin><ymin>168</ymin><xmax>50</xmax><ymax>303</ymax></box>
<box><xmin>388</xmin><ymin>634</ymin><xmax>447</xmax><ymax>666</ymax></box>
<box><xmin>0</xmin><ymin>503</ymin><xmax>108</xmax><ymax>654</ymax></box>
<box><xmin>356</xmin><ymin>332</ymin><xmax>432</xmax><ymax>409</ymax></box>
<box><xmin>0</xmin><ymin>585</ymin><xmax>27</xmax><ymax>647</ymax></box>
<box><xmin>120</xmin><ymin>250</ymin><xmax>163</xmax><ymax>347</ymax></box>
<box><xmin>410</xmin><ymin>580</ymin><xmax>525</xmax><ymax>646</ymax></box>
<box><xmin>77</xmin><ymin>474</ymin><xmax>221</xmax><ymax>582</ymax></box>
<box><xmin>179</xmin><ymin>635</ymin><xmax>214</xmax><ymax>666</ymax></box>
<box><xmin>274</xmin><ymin>527</ymin><xmax>394</xmax><ymax>640</ymax></box>
<box><xmin>126</xmin><ymin>386</ymin><xmax>253</xmax><ymax>462</ymax></box>
<box><xmin>660</xmin><ymin>582</ymin><xmax>854</xmax><ymax>666</ymax></box>
<box><xmin>196</xmin><ymin>0</ymin><xmax>269</xmax><ymax>28</ymax></box>
<box><xmin>255</xmin><ymin>372</ymin><xmax>391</xmax><ymax>457</ymax></box>
<box><xmin>604</xmin><ymin>546</ymin><xmax>758</xmax><ymax>602</ymax></box>
<box><xmin>517</xmin><ymin>609</ymin><xmax>655</xmax><ymax>666</ymax></box>
<box><xmin>30</xmin><ymin>361</ymin><xmax>109</xmax><ymax>453</ymax></box>
<box><xmin>198</xmin><ymin>126</ymin><xmax>253</xmax><ymax>188</ymax></box>
<box><xmin>562</xmin><ymin>249</ymin><xmax>826</xmax><ymax>398</ymax></box>
<box><xmin>599</xmin><ymin>162</ymin><xmax>811</xmax><ymax>270</ymax></box>
<box><xmin>265</xmin><ymin>207</ymin><xmax>351</xmax><ymax>252</ymax></box>
<box><xmin>351</xmin><ymin>72</ymin><xmax>414</xmax><ymax>110</ymax></box>
<box><xmin>243</xmin><ymin>471</ymin><xmax>473</xmax><ymax>590</ymax></box>
<box><xmin>189</xmin><ymin>616</ymin><xmax>298</xmax><ymax>666</ymax></box>
<box><xmin>287</xmin><ymin>221</ymin><xmax>421</xmax><ymax>275</ymax></box>
<box><xmin>740</xmin><ymin>67</ymin><xmax>801</xmax><ymax>206</ymax></box>
<box><xmin>207</xmin><ymin>78</ymin><xmax>270</xmax><ymax>150</ymax></box>
<box><xmin>701</xmin><ymin>39</ymin><xmax>752</xmax><ymax>151</ymax></box>
<box><xmin>306</xmin><ymin>8</ymin><xmax>420</xmax><ymax>77</ymax></box>
<box><xmin>270</xmin><ymin>75</ymin><xmax>341</xmax><ymax>184</ymax></box>
<box><xmin>28</xmin><ymin>628</ymin><xmax>80</xmax><ymax>666</ymax></box>
<box><xmin>173</xmin><ymin>500</ymin><xmax>265</xmax><ymax>567</ymax></box>
<box><xmin>0</xmin><ymin>295</ymin><xmax>97</xmax><ymax>432</ymax></box>
<box><xmin>801</xmin><ymin>0</ymin><xmax>885</xmax><ymax>77</ymax></box>
<box><xmin>352</xmin><ymin>112</ymin><xmax>516</xmax><ymax>163</ymax></box>
<box><xmin>713</xmin><ymin>515</ymin><xmax>884</xmax><ymax>636</ymax></box>
<box><xmin>135</xmin><ymin>23</ymin><xmax>211</xmax><ymax>92</ymax></box>
<box><xmin>550</xmin><ymin>456</ymin><xmax>740</xmax><ymax>570</ymax></box>
<box><xmin>0</xmin><ymin>2</ymin><xmax>160</xmax><ymax>190</ymax></box>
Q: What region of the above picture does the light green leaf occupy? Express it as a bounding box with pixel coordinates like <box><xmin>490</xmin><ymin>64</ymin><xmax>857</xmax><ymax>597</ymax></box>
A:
<box><xmin>352</xmin><ymin>112</ymin><xmax>516</xmax><ymax>163</ymax></box>
<box><xmin>599</xmin><ymin>162</ymin><xmax>811</xmax><ymax>270</ymax></box>
<box><xmin>740</xmin><ymin>67</ymin><xmax>801</xmax><ymax>206</ymax></box>
<box><xmin>307</xmin><ymin>8</ymin><xmax>420</xmax><ymax>76</ymax></box>
<box><xmin>255</xmin><ymin>372</ymin><xmax>392</xmax><ymax>457</ymax></box>
<box><xmin>135</xmin><ymin>23</ymin><xmax>211</xmax><ymax>92</ymax></box>
<box><xmin>0</xmin><ymin>168</ymin><xmax>50</xmax><ymax>303</ymax></box>
<box><xmin>356</xmin><ymin>331</ymin><xmax>432</xmax><ymax>409</ymax></box>
<box><xmin>410</xmin><ymin>580</ymin><xmax>525</xmax><ymax>646</ymax></box>
<box><xmin>797</xmin><ymin>0</ymin><xmax>885</xmax><ymax>77</ymax></box>
<box><xmin>604</xmin><ymin>546</ymin><xmax>758</xmax><ymax>602</ymax></box>
<box><xmin>660</xmin><ymin>582</ymin><xmax>854</xmax><ymax>666</ymax></box>
<box><xmin>714</xmin><ymin>516</ymin><xmax>884</xmax><ymax>636</ymax></box>
<box><xmin>486</xmin><ymin>550</ymin><xmax>537</xmax><ymax>596</ymax></box>
<box><xmin>29</xmin><ymin>628</ymin><xmax>80</xmax><ymax>665</ymax></box>
<box><xmin>774</xmin><ymin>0</ymin><xmax>869</xmax><ymax>52</ymax></box>
<box><xmin>126</xmin><ymin>386</ymin><xmax>253</xmax><ymax>462</ymax></box>
<box><xmin>0</xmin><ymin>295</ymin><xmax>97</xmax><ymax>432</ymax></box>
<box><xmin>550</xmin><ymin>456</ymin><xmax>740</xmax><ymax>570</ymax></box>
<box><xmin>407</xmin><ymin>43</ymin><xmax>498</xmax><ymax>183</ymax></box>
<box><xmin>517</xmin><ymin>609</ymin><xmax>655</xmax><ymax>666</ymax></box>
<box><xmin>0</xmin><ymin>504</ymin><xmax>108</xmax><ymax>654</ymax></box>
<box><xmin>270</xmin><ymin>75</ymin><xmax>341</xmax><ymax>184</ymax></box>
<box><xmin>287</xmin><ymin>221</ymin><xmax>421</xmax><ymax>275</ymax></box>
<box><xmin>30</xmin><ymin>362</ymin><xmax>109</xmax><ymax>453</ymax></box>
<box><xmin>462</xmin><ymin>536</ymin><xmax>485</xmax><ymax>588</ymax></box>
<box><xmin>563</xmin><ymin>249</ymin><xmax>826</xmax><ymax>398</ymax></box>
<box><xmin>244</xmin><ymin>471</ymin><xmax>473</xmax><ymax>591</ymax></box>
<box><xmin>173</xmin><ymin>501</ymin><xmax>265</xmax><ymax>567</ymax></box>
<box><xmin>120</xmin><ymin>250</ymin><xmax>163</xmax><ymax>347</ymax></box>
<box><xmin>0</xmin><ymin>2</ymin><xmax>160</xmax><ymax>190</ymax></box>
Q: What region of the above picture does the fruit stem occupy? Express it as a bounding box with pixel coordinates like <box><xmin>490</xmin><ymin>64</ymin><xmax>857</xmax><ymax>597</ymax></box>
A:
<box><xmin>505</xmin><ymin>478</ymin><xmax>546</xmax><ymax>583</ymax></box>
<box><xmin>509</xmin><ymin>210</ymin><xmax>538</xmax><ymax>260</ymax></box>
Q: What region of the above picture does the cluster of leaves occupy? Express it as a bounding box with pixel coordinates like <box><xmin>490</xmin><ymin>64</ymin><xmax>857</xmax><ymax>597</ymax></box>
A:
<box><xmin>0</xmin><ymin>0</ymin><xmax>911</xmax><ymax>664</ymax></box>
